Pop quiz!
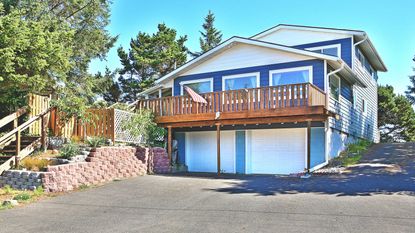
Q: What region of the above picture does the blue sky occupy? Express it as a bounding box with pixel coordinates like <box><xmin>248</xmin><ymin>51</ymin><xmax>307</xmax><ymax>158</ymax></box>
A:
<box><xmin>89</xmin><ymin>0</ymin><xmax>415</xmax><ymax>94</ymax></box>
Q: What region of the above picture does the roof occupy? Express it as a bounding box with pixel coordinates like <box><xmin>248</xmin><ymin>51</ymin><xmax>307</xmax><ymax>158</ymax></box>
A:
<box><xmin>251</xmin><ymin>24</ymin><xmax>387</xmax><ymax>71</ymax></box>
<box><xmin>155</xmin><ymin>36</ymin><xmax>340</xmax><ymax>85</ymax></box>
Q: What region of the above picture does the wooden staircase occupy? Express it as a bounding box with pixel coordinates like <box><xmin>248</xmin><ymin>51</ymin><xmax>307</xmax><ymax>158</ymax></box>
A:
<box><xmin>0</xmin><ymin>107</ymin><xmax>51</xmax><ymax>174</ymax></box>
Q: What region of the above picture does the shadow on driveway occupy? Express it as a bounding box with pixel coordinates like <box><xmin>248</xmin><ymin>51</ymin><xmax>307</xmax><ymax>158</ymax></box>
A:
<box><xmin>163</xmin><ymin>143</ymin><xmax>415</xmax><ymax>197</ymax></box>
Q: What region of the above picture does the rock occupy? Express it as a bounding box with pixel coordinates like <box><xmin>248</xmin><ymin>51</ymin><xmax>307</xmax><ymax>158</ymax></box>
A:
<box><xmin>52</xmin><ymin>149</ymin><xmax>59</xmax><ymax>155</ymax></box>
<box><xmin>2</xmin><ymin>200</ymin><xmax>19</xmax><ymax>207</ymax></box>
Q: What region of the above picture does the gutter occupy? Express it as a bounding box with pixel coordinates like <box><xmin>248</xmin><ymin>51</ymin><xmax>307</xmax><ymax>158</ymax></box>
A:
<box><xmin>353</xmin><ymin>33</ymin><xmax>368</xmax><ymax>46</ymax></box>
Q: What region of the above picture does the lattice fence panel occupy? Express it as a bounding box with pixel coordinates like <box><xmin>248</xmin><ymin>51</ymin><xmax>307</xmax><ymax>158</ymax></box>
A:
<box><xmin>114</xmin><ymin>109</ymin><xmax>143</xmax><ymax>143</ymax></box>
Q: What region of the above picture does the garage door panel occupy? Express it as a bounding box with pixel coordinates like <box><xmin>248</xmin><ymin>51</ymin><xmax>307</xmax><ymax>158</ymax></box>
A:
<box><xmin>248</xmin><ymin>128</ymin><xmax>305</xmax><ymax>174</ymax></box>
<box><xmin>185</xmin><ymin>131</ymin><xmax>235</xmax><ymax>173</ymax></box>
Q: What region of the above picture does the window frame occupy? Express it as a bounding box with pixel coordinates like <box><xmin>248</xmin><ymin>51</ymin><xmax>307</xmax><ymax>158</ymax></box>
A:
<box><xmin>222</xmin><ymin>72</ymin><xmax>260</xmax><ymax>91</ymax></box>
<box><xmin>306</xmin><ymin>44</ymin><xmax>341</xmax><ymax>57</ymax></box>
<box><xmin>361</xmin><ymin>98</ymin><xmax>367</xmax><ymax>115</ymax></box>
<box><xmin>268</xmin><ymin>66</ymin><xmax>313</xmax><ymax>87</ymax></box>
<box><xmin>329</xmin><ymin>74</ymin><xmax>341</xmax><ymax>102</ymax></box>
<box><xmin>180</xmin><ymin>78</ymin><xmax>214</xmax><ymax>95</ymax></box>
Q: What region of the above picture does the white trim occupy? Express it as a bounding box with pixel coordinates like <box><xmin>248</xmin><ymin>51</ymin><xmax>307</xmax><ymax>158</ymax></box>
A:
<box><xmin>310</xmin><ymin>161</ymin><xmax>328</xmax><ymax>172</ymax></box>
<box><xmin>155</xmin><ymin>37</ymin><xmax>339</xmax><ymax>85</ymax></box>
<box><xmin>361</xmin><ymin>98</ymin><xmax>367</xmax><ymax>116</ymax></box>
<box><xmin>305</xmin><ymin>44</ymin><xmax>341</xmax><ymax>57</ymax></box>
<box><xmin>329</xmin><ymin>74</ymin><xmax>340</xmax><ymax>101</ymax></box>
<box><xmin>222</xmin><ymin>72</ymin><xmax>260</xmax><ymax>91</ymax></box>
<box><xmin>179</xmin><ymin>78</ymin><xmax>213</xmax><ymax>95</ymax></box>
<box><xmin>268</xmin><ymin>66</ymin><xmax>313</xmax><ymax>86</ymax></box>
<box><xmin>252</xmin><ymin>25</ymin><xmax>365</xmax><ymax>40</ymax></box>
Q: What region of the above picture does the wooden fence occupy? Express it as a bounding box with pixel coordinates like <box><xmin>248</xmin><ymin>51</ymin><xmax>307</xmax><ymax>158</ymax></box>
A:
<box><xmin>28</xmin><ymin>94</ymin><xmax>50</xmax><ymax>135</ymax></box>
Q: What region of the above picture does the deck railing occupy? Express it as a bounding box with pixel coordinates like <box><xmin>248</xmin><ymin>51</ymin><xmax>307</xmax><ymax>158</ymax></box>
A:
<box><xmin>137</xmin><ymin>83</ymin><xmax>326</xmax><ymax>117</ymax></box>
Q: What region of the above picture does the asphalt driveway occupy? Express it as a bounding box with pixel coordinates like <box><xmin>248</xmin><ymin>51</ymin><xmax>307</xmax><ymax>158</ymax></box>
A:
<box><xmin>0</xmin><ymin>143</ymin><xmax>414</xmax><ymax>233</ymax></box>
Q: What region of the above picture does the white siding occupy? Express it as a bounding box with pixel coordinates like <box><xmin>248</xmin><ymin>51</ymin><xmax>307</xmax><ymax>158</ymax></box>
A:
<box><xmin>255</xmin><ymin>28</ymin><xmax>350</xmax><ymax>46</ymax></box>
<box><xmin>328</xmin><ymin>57</ymin><xmax>378</xmax><ymax>142</ymax></box>
<box><xmin>182</xmin><ymin>43</ymin><xmax>313</xmax><ymax>76</ymax></box>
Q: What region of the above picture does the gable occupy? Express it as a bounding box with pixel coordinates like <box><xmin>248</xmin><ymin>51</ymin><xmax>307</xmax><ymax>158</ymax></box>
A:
<box><xmin>181</xmin><ymin>43</ymin><xmax>313</xmax><ymax>76</ymax></box>
<box><xmin>253</xmin><ymin>28</ymin><xmax>351</xmax><ymax>46</ymax></box>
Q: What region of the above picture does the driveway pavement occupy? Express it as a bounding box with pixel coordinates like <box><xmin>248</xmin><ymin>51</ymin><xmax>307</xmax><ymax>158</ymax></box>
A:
<box><xmin>0</xmin><ymin>143</ymin><xmax>414</xmax><ymax>233</ymax></box>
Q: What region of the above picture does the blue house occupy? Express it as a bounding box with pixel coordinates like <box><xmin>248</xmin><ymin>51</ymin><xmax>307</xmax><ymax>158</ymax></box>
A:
<box><xmin>137</xmin><ymin>24</ymin><xmax>387</xmax><ymax>175</ymax></box>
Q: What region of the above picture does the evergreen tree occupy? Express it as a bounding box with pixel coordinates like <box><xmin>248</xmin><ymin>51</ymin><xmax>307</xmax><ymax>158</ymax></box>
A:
<box><xmin>405</xmin><ymin>56</ymin><xmax>415</xmax><ymax>103</ymax></box>
<box><xmin>0</xmin><ymin>0</ymin><xmax>117</xmax><ymax>118</ymax></box>
<box><xmin>190</xmin><ymin>10</ymin><xmax>222</xmax><ymax>57</ymax></box>
<box><xmin>117</xmin><ymin>23</ymin><xmax>188</xmax><ymax>102</ymax></box>
<box><xmin>378</xmin><ymin>85</ymin><xmax>415</xmax><ymax>142</ymax></box>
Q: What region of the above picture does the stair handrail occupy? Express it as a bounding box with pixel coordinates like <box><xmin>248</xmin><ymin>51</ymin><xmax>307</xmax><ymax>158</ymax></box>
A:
<box><xmin>0</xmin><ymin>108</ymin><xmax>52</xmax><ymax>146</ymax></box>
<box><xmin>0</xmin><ymin>107</ymin><xmax>27</xmax><ymax>130</ymax></box>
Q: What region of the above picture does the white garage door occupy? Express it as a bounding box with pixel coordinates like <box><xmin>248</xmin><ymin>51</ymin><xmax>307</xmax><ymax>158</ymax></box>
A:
<box><xmin>185</xmin><ymin>131</ymin><xmax>235</xmax><ymax>173</ymax></box>
<box><xmin>246</xmin><ymin>128</ymin><xmax>306</xmax><ymax>174</ymax></box>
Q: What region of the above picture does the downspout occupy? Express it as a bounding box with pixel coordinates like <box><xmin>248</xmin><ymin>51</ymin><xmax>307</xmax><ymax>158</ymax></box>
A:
<box><xmin>326</xmin><ymin>62</ymin><xmax>345</xmax><ymax>108</ymax></box>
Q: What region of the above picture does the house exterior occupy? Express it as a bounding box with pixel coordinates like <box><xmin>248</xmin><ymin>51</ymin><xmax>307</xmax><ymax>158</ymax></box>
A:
<box><xmin>136</xmin><ymin>24</ymin><xmax>387</xmax><ymax>175</ymax></box>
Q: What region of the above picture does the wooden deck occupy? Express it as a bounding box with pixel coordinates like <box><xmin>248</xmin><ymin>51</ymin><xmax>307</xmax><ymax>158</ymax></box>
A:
<box><xmin>136</xmin><ymin>83</ymin><xmax>330</xmax><ymax>127</ymax></box>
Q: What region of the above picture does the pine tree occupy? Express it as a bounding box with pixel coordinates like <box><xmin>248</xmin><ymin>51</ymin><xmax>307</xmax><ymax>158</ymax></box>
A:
<box><xmin>190</xmin><ymin>10</ymin><xmax>222</xmax><ymax>57</ymax></box>
<box><xmin>117</xmin><ymin>24</ymin><xmax>188</xmax><ymax>102</ymax></box>
<box><xmin>405</xmin><ymin>56</ymin><xmax>415</xmax><ymax>103</ymax></box>
<box><xmin>378</xmin><ymin>85</ymin><xmax>415</xmax><ymax>142</ymax></box>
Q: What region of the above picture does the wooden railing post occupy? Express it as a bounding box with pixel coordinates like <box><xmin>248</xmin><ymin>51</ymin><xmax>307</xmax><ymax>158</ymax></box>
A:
<box><xmin>41</xmin><ymin>115</ymin><xmax>47</xmax><ymax>152</ymax></box>
<box><xmin>167</xmin><ymin>126</ymin><xmax>172</xmax><ymax>164</ymax></box>
<box><xmin>15</xmin><ymin>129</ymin><xmax>21</xmax><ymax>163</ymax></box>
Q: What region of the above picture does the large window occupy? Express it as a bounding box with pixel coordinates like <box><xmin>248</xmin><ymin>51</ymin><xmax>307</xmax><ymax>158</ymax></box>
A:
<box><xmin>180</xmin><ymin>78</ymin><xmax>213</xmax><ymax>95</ymax></box>
<box><xmin>222</xmin><ymin>73</ymin><xmax>259</xmax><ymax>91</ymax></box>
<box><xmin>329</xmin><ymin>75</ymin><xmax>340</xmax><ymax>101</ymax></box>
<box><xmin>307</xmin><ymin>44</ymin><xmax>340</xmax><ymax>57</ymax></box>
<box><xmin>269</xmin><ymin>66</ymin><xmax>312</xmax><ymax>86</ymax></box>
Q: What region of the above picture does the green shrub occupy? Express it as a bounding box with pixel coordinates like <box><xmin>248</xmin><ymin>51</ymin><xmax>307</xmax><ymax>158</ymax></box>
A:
<box><xmin>2</xmin><ymin>185</ymin><xmax>13</xmax><ymax>195</ymax></box>
<box><xmin>332</xmin><ymin>139</ymin><xmax>372</xmax><ymax>167</ymax></box>
<box><xmin>59</xmin><ymin>143</ymin><xmax>80</xmax><ymax>159</ymax></box>
<box><xmin>85</xmin><ymin>136</ymin><xmax>106</xmax><ymax>148</ymax></box>
<box><xmin>13</xmin><ymin>192</ymin><xmax>31</xmax><ymax>201</ymax></box>
<box><xmin>33</xmin><ymin>187</ymin><xmax>44</xmax><ymax>197</ymax></box>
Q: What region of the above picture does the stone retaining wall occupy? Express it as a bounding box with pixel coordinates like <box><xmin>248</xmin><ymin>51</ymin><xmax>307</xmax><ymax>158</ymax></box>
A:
<box><xmin>0</xmin><ymin>146</ymin><xmax>170</xmax><ymax>192</ymax></box>
<box><xmin>0</xmin><ymin>171</ymin><xmax>43</xmax><ymax>190</ymax></box>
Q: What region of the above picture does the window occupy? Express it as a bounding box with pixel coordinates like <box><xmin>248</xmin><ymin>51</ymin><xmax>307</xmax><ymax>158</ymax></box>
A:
<box><xmin>329</xmin><ymin>75</ymin><xmax>340</xmax><ymax>101</ymax></box>
<box><xmin>269</xmin><ymin>66</ymin><xmax>312</xmax><ymax>86</ymax></box>
<box><xmin>222</xmin><ymin>72</ymin><xmax>259</xmax><ymax>91</ymax></box>
<box><xmin>356</xmin><ymin>47</ymin><xmax>378</xmax><ymax>81</ymax></box>
<box><xmin>180</xmin><ymin>78</ymin><xmax>213</xmax><ymax>95</ymax></box>
<box><xmin>307</xmin><ymin>44</ymin><xmax>341</xmax><ymax>57</ymax></box>
<box><xmin>361</xmin><ymin>99</ymin><xmax>367</xmax><ymax>114</ymax></box>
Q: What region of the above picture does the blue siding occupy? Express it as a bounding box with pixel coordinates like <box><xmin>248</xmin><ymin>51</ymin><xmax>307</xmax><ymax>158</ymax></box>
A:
<box><xmin>173</xmin><ymin>60</ymin><xmax>325</xmax><ymax>95</ymax></box>
<box><xmin>174</xmin><ymin>132</ymin><xmax>186</xmax><ymax>164</ymax></box>
<box><xmin>340</xmin><ymin>78</ymin><xmax>353</xmax><ymax>102</ymax></box>
<box><xmin>235</xmin><ymin>131</ymin><xmax>246</xmax><ymax>174</ymax></box>
<box><xmin>293</xmin><ymin>38</ymin><xmax>353</xmax><ymax>68</ymax></box>
<box><xmin>310</xmin><ymin>128</ymin><xmax>326</xmax><ymax>168</ymax></box>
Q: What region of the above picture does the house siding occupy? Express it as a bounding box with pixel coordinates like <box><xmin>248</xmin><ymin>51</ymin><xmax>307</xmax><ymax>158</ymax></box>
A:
<box><xmin>293</xmin><ymin>38</ymin><xmax>353</xmax><ymax>68</ymax></box>
<box><xmin>174</xmin><ymin>132</ymin><xmax>186</xmax><ymax>164</ymax></box>
<box><xmin>173</xmin><ymin>60</ymin><xmax>325</xmax><ymax>95</ymax></box>
<box><xmin>235</xmin><ymin>131</ymin><xmax>246</xmax><ymax>174</ymax></box>
<box><xmin>328</xmin><ymin>57</ymin><xmax>378</xmax><ymax>142</ymax></box>
<box><xmin>310</xmin><ymin>128</ymin><xmax>326</xmax><ymax>168</ymax></box>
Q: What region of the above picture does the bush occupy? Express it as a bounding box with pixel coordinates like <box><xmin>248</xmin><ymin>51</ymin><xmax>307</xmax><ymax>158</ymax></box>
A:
<box><xmin>33</xmin><ymin>187</ymin><xmax>44</xmax><ymax>197</ymax></box>
<box><xmin>85</xmin><ymin>136</ymin><xmax>106</xmax><ymax>148</ymax></box>
<box><xmin>2</xmin><ymin>185</ymin><xmax>13</xmax><ymax>195</ymax></box>
<box><xmin>122</xmin><ymin>110</ymin><xmax>165</xmax><ymax>147</ymax></box>
<box><xmin>21</xmin><ymin>157</ymin><xmax>51</xmax><ymax>171</ymax></box>
<box><xmin>59</xmin><ymin>143</ymin><xmax>80</xmax><ymax>159</ymax></box>
<box><xmin>331</xmin><ymin>139</ymin><xmax>372</xmax><ymax>167</ymax></box>
<box><xmin>13</xmin><ymin>192</ymin><xmax>31</xmax><ymax>201</ymax></box>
